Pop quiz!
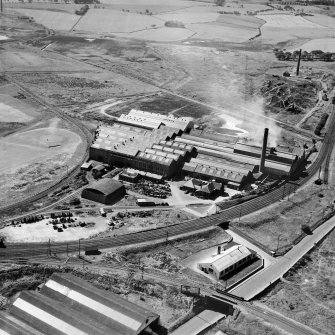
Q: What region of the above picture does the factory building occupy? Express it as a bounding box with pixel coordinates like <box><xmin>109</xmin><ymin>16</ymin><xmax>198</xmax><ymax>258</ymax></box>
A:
<box><xmin>198</xmin><ymin>245</ymin><xmax>257</xmax><ymax>280</ymax></box>
<box><xmin>81</xmin><ymin>179</ymin><xmax>126</xmax><ymax>204</ymax></box>
<box><xmin>118</xmin><ymin>109</ymin><xmax>194</xmax><ymax>132</ymax></box>
<box><xmin>1</xmin><ymin>273</ymin><xmax>160</xmax><ymax>335</ymax></box>
<box><xmin>89</xmin><ymin>111</ymin><xmax>306</xmax><ymax>188</ymax></box>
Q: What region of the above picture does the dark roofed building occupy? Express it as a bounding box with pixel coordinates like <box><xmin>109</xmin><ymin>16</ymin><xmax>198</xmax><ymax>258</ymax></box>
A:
<box><xmin>4</xmin><ymin>273</ymin><xmax>160</xmax><ymax>335</ymax></box>
<box><xmin>181</xmin><ymin>178</ymin><xmax>223</xmax><ymax>198</ymax></box>
<box><xmin>82</xmin><ymin>179</ymin><xmax>126</xmax><ymax>204</ymax></box>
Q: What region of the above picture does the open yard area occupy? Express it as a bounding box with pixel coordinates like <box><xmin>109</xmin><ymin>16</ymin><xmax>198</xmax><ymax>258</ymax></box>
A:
<box><xmin>1</xmin><ymin>214</ymin><xmax>107</xmax><ymax>243</ymax></box>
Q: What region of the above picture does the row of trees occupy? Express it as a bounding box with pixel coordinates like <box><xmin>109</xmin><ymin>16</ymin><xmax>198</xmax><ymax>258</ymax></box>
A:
<box><xmin>274</xmin><ymin>49</ymin><xmax>335</xmax><ymax>62</ymax></box>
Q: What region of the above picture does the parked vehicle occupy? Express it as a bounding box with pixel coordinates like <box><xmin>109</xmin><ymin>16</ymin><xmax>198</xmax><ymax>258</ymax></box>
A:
<box><xmin>136</xmin><ymin>199</ymin><xmax>155</xmax><ymax>207</ymax></box>
<box><xmin>99</xmin><ymin>207</ymin><xmax>106</xmax><ymax>217</ymax></box>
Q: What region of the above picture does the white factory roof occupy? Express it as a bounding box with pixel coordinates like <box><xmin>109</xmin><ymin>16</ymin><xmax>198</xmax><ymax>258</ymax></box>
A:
<box><xmin>121</xmin><ymin>109</ymin><xmax>194</xmax><ymax>132</ymax></box>
<box><xmin>199</xmin><ymin>245</ymin><xmax>252</xmax><ymax>273</ymax></box>
<box><xmin>6</xmin><ymin>273</ymin><xmax>159</xmax><ymax>335</ymax></box>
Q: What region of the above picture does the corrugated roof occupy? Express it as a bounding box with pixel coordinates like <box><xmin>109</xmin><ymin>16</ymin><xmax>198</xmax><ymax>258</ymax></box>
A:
<box><xmin>0</xmin><ymin>313</ymin><xmax>44</xmax><ymax>335</ymax></box>
<box><xmin>7</xmin><ymin>273</ymin><xmax>159</xmax><ymax>335</ymax></box>
<box><xmin>83</xmin><ymin>179</ymin><xmax>124</xmax><ymax>196</ymax></box>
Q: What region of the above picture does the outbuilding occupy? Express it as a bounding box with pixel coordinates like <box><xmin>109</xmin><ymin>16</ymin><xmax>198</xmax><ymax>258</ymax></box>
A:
<box><xmin>198</xmin><ymin>245</ymin><xmax>256</xmax><ymax>280</ymax></box>
<box><xmin>81</xmin><ymin>179</ymin><xmax>126</xmax><ymax>204</ymax></box>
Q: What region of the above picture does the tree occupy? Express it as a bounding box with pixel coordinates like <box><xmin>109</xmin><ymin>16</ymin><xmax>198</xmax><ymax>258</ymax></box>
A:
<box><xmin>292</xmin><ymin>50</ymin><xmax>300</xmax><ymax>60</ymax></box>
<box><xmin>215</xmin><ymin>0</ymin><xmax>225</xmax><ymax>6</ymax></box>
<box><xmin>301</xmin><ymin>224</ymin><xmax>312</xmax><ymax>235</ymax></box>
<box><xmin>69</xmin><ymin>197</ymin><xmax>81</xmax><ymax>206</ymax></box>
<box><xmin>284</xmin><ymin>51</ymin><xmax>292</xmax><ymax>61</ymax></box>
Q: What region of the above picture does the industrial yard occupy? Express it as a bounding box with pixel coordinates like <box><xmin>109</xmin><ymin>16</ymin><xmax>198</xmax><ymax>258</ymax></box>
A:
<box><xmin>1</xmin><ymin>0</ymin><xmax>335</xmax><ymax>335</ymax></box>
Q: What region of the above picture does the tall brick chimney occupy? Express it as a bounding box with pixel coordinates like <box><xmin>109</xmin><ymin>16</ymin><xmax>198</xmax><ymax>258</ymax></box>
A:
<box><xmin>260</xmin><ymin>128</ymin><xmax>269</xmax><ymax>173</ymax></box>
<box><xmin>296</xmin><ymin>49</ymin><xmax>302</xmax><ymax>76</ymax></box>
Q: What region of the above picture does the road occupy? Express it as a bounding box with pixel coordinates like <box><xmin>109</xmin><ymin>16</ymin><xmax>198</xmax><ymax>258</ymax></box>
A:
<box><xmin>230</xmin><ymin>214</ymin><xmax>335</xmax><ymax>300</ymax></box>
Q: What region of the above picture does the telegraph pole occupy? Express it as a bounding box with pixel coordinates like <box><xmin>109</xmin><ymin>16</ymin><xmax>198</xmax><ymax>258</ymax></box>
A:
<box><xmin>1</xmin><ymin>0</ymin><xmax>3</xmax><ymax>14</ymax></box>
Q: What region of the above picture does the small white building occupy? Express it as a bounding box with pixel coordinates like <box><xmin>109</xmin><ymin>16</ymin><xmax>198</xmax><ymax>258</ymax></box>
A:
<box><xmin>198</xmin><ymin>245</ymin><xmax>256</xmax><ymax>280</ymax></box>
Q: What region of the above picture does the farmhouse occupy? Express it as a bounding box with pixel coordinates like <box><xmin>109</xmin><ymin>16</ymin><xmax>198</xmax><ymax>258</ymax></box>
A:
<box><xmin>181</xmin><ymin>178</ymin><xmax>222</xmax><ymax>198</ymax></box>
<box><xmin>1</xmin><ymin>273</ymin><xmax>160</xmax><ymax>335</ymax></box>
<box><xmin>198</xmin><ymin>245</ymin><xmax>256</xmax><ymax>280</ymax></box>
<box><xmin>81</xmin><ymin>179</ymin><xmax>126</xmax><ymax>204</ymax></box>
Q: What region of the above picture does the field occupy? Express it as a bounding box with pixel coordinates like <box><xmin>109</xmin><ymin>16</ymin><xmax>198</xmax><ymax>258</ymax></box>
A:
<box><xmin>2</xmin><ymin>2</ymin><xmax>335</xmax><ymax>334</ymax></box>
<box><xmin>257</xmin><ymin>13</ymin><xmax>333</xmax><ymax>44</ymax></box>
<box><xmin>0</xmin><ymin>84</ymin><xmax>85</xmax><ymax>207</ymax></box>
<box><xmin>76</xmin><ymin>9</ymin><xmax>163</xmax><ymax>33</ymax></box>
<box><xmin>297</xmin><ymin>38</ymin><xmax>335</xmax><ymax>53</ymax></box>
<box><xmin>8</xmin><ymin>3</ymin><xmax>264</xmax><ymax>42</ymax></box>
<box><xmin>304</xmin><ymin>13</ymin><xmax>335</xmax><ymax>28</ymax></box>
<box><xmin>114</xmin><ymin>27</ymin><xmax>194</xmax><ymax>42</ymax></box>
<box><xmin>186</xmin><ymin>23</ymin><xmax>257</xmax><ymax>42</ymax></box>
<box><xmin>13</xmin><ymin>8</ymin><xmax>80</xmax><ymax>31</ymax></box>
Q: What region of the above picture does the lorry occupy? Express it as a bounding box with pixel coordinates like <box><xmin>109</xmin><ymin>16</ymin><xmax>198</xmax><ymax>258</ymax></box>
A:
<box><xmin>136</xmin><ymin>199</ymin><xmax>155</xmax><ymax>207</ymax></box>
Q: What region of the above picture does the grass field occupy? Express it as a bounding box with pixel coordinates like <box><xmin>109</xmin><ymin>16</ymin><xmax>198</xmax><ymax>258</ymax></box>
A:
<box><xmin>115</xmin><ymin>27</ymin><xmax>194</xmax><ymax>42</ymax></box>
<box><xmin>14</xmin><ymin>8</ymin><xmax>80</xmax><ymax>31</ymax></box>
<box><xmin>257</xmin><ymin>14</ymin><xmax>323</xmax><ymax>28</ymax></box>
<box><xmin>257</xmin><ymin>13</ymin><xmax>333</xmax><ymax>44</ymax></box>
<box><xmin>188</xmin><ymin>22</ymin><xmax>258</xmax><ymax>42</ymax></box>
<box><xmin>216</xmin><ymin>14</ymin><xmax>264</xmax><ymax>29</ymax></box>
<box><xmin>155</xmin><ymin>11</ymin><xmax>219</xmax><ymax>24</ymax></box>
<box><xmin>75</xmin><ymin>9</ymin><xmax>163</xmax><ymax>33</ymax></box>
<box><xmin>297</xmin><ymin>38</ymin><xmax>335</xmax><ymax>53</ymax></box>
<box><xmin>304</xmin><ymin>13</ymin><xmax>335</xmax><ymax>28</ymax></box>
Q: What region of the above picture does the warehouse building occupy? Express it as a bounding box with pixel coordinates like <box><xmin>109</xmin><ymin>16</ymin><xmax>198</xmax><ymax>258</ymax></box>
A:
<box><xmin>2</xmin><ymin>273</ymin><xmax>160</xmax><ymax>335</ymax></box>
<box><xmin>118</xmin><ymin>109</ymin><xmax>194</xmax><ymax>132</ymax></box>
<box><xmin>90</xmin><ymin>123</ymin><xmax>182</xmax><ymax>177</ymax></box>
<box><xmin>89</xmin><ymin>112</ymin><xmax>306</xmax><ymax>187</ymax></box>
<box><xmin>198</xmin><ymin>245</ymin><xmax>256</xmax><ymax>280</ymax></box>
<box><xmin>81</xmin><ymin>179</ymin><xmax>126</xmax><ymax>204</ymax></box>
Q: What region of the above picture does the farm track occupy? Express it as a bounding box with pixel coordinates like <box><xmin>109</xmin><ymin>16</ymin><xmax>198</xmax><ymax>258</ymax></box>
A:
<box><xmin>0</xmin><ymin>74</ymin><xmax>93</xmax><ymax>216</ymax></box>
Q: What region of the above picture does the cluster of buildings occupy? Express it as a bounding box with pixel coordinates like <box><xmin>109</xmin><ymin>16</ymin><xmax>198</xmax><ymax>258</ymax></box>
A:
<box><xmin>0</xmin><ymin>273</ymin><xmax>160</xmax><ymax>335</ymax></box>
<box><xmin>89</xmin><ymin>110</ymin><xmax>307</xmax><ymax>192</ymax></box>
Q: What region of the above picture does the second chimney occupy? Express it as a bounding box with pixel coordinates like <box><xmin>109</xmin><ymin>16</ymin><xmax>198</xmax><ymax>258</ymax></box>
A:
<box><xmin>260</xmin><ymin>128</ymin><xmax>269</xmax><ymax>173</ymax></box>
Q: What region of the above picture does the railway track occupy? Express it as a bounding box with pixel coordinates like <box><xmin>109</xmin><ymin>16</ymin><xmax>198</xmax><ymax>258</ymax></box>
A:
<box><xmin>6</xmin><ymin>257</ymin><xmax>320</xmax><ymax>335</ymax></box>
<box><xmin>0</xmin><ymin>75</ymin><xmax>93</xmax><ymax>215</ymax></box>
<box><xmin>1</xmin><ymin>57</ymin><xmax>335</xmax><ymax>259</ymax></box>
<box><xmin>2</xmin><ymin>110</ymin><xmax>333</xmax><ymax>259</ymax></box>
<box><xmin>1</xmin><ymin>119</ymin><xmax>333</xmax><ymax>258</ymax></box>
